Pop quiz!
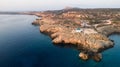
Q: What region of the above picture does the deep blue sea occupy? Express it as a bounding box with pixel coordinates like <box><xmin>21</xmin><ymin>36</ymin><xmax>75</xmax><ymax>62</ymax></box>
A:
<box><xmin>0</xmin><ymin>15</ymin><xmax>120</xmax><ymax>67</ymax></box>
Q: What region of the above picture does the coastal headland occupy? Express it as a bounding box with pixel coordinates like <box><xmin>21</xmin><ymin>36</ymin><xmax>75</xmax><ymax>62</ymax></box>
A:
<box><xmin>32</xmin><ymin>8</ymin><xmax>120</xmax><ymax>62</ymax></box>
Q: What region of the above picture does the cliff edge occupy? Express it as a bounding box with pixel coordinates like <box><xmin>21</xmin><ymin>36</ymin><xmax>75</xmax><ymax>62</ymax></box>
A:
<box><xmin>32</xmin><ymin>9</ymin><xmax>120</xmax><ymax>61</ymax></box>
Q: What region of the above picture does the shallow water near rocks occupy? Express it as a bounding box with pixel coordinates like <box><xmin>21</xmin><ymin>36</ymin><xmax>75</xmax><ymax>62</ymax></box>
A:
<box><xmin>0</xmin><ymin>15</ymin><xmax>120</xmax><ymax>67</ymax></box>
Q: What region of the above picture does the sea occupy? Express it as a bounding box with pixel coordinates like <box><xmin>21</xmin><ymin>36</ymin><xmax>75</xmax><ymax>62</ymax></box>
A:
<box><xmin>0</xmin><ymin>15</ymin><xmax>120</xmax><ymax>67</ymax></box>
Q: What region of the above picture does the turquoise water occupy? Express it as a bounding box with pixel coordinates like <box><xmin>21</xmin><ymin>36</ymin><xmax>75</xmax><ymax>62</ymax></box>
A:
<box><xmin>0</xmin><ymin>15</ymin><xmax>120</xmax><ymax>67</ymax></box>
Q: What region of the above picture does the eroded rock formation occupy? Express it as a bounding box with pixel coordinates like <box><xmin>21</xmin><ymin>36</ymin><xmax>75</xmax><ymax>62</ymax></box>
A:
<box><xmin>32</xmin><ymin>11</ymin><xmax>120</xmax><ymax>62</ymax></box>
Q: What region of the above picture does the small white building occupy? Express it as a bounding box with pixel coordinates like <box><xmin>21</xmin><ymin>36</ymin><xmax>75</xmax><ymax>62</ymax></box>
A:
<box><xmin>75</xmin><ymin>29</ymin><xmax>83</xmax><ymax>33</ymax></box>
<box><xmin>72</xmin><ymin>28</ymin><xmax>83</xmax><ymax>33</ymax></box>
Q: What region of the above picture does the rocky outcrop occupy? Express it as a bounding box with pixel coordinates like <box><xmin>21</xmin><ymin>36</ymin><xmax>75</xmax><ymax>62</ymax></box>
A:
<box><xmin>92</xmin><ymin>53</ymin><xmax>102</xmax><ymax>62</ymax></box>
<box><xmin>32</xmin><ymin>13</ymin><xmax>120</xmax><ymax>62</ymax></box>
<box><xmin>97</xmin><ymin>25</ymin><xmax>120</xmax><ymax>36</ymax></box>
<box><xmin>38</xmin><ymin>19</ymin><xmax>114</xmax><ymax>61</ymax></box>
<box><xmin>79</xmin><ymin>52</ymin><xmax>89</xmax><ymax>60</ymax></box>
<box><xmin>32</xmin><ymin>19</ymin><xmax>40</xmax><ymax>25</ymax></box>
<box><xmin>79</xmin><ymin>52</ymin><xmax>102</xmax><ymax>62</ymax></box>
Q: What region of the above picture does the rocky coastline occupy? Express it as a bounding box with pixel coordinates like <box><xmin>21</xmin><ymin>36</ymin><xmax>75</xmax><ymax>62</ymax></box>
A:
<box><xmin>31</xmin><ymin>9</ymin><xmax>120</xmax><ymax>62</ymax></box>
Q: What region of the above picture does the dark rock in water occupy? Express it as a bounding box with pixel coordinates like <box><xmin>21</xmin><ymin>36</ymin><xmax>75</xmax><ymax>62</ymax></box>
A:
<box><xmin>92</xmin><ymin>53</ymin><xmax>102</xmax><ymax>62</ymax></box>
<box><xmin>79</xmin><ymin>52</ymin><xmax>102</xmax><ymax>62</ymax></box>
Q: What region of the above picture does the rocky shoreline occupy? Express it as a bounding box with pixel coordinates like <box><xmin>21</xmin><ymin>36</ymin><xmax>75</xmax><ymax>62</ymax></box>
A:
<box><xmin>31</xmin><ymin>10</ymin><xmax>120</xmax><ymax>62</ymax></box>
<box><xmin>97</xmin><ymin>25</ymin><xmax>120</xmax><ymax>36</ymax></box>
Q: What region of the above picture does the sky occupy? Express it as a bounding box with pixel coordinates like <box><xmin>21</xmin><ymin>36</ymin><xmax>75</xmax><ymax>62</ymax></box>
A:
<box><xmin>0</xmin><ymin>0</ymin><xmax>120</xmax><ymax>11</ymax></box>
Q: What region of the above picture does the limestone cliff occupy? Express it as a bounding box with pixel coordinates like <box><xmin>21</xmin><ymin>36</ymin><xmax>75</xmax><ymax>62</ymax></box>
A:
<box><xmin>32</xmin><ymin>11</ymin><xmax>120</xmax><ymax>62</ymax></box>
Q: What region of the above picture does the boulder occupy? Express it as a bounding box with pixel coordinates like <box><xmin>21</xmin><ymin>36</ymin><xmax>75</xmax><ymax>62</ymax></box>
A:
<box><xmin>79</xmin><ymin>52</ymin><xmax>89</xmax><ymax>60</ymax></box>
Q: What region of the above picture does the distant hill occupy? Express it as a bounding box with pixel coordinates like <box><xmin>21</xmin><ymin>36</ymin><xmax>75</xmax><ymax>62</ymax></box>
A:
<box><xmin>0</xmin><ymin>12</ymin><xmax>22</xmax><ymax>15</ymax></box>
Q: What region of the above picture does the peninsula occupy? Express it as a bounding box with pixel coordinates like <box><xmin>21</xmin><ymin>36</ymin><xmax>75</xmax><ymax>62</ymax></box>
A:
<box><xmin>32</xmin><ymin>8</ymin><xmax>120</xmax><ymax>62</ymax></box>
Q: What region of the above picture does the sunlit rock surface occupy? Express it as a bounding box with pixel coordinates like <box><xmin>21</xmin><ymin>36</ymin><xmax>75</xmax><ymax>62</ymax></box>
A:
<box><xmin>32</xmin><ymin>10</ymin><xmax>120</xmax><ymax>62</ymax></box>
